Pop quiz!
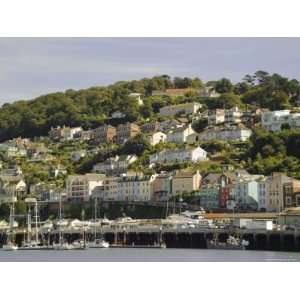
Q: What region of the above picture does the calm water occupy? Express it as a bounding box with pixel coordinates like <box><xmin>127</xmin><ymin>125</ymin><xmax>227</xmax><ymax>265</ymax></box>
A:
<box><xmin>0</xmin><ymin>248</ymin><xmax>300</xmax><ymax>262</ymax></box>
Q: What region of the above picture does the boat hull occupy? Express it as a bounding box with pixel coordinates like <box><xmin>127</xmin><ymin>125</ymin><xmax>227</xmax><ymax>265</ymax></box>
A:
<box><xmin>206</xmin><ymin>241</ymin><xmax>245</xmax><ymax>250</ymax></box>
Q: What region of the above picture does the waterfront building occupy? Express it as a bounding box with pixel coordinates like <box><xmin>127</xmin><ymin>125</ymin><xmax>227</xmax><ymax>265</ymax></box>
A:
<box><xmin>102</xmin><ymin>176</ymin><xmax>118</xmax><ymax>201</ymax></box>
<box><xmin>234</xmin><ymin>174</ymin><xmax>264</xmax><ymax>210</ymax></box>
<box><xmin>197</xmin><ymin>186</ymin><xmax>220</xmax><ymax>210</ymax></box>
<box><xmin>257</xmin><ymin>177</ymin><xmax>269</xmax><ymax>211</ymax></box>
<box><xmin>172</xmin><ymin>170</ymin><xmax>201</xmax><ymax>196</ymax></box>
<box><xmin>152</xmin><ymin>172</ymin><xmax>173</xmax><ymax>201</ymax></box>
<box><xmin>264</xmin><ymin>173</ymin><xmax>292</xmax><ymax>212</ymax></box>
<box><xmin>66</xmin><ymin>173</ymin><xmax>106</xmax><ymax>202</ymax></box>
<box><xmin>116</xmin><ymin>174</ymin><xmax>157</xmax><ymax>202</ymax></box>
<box><xmin>283</xmin><ymin>179</ymin><xmax>300</xmax><ymax>209</ymax></box>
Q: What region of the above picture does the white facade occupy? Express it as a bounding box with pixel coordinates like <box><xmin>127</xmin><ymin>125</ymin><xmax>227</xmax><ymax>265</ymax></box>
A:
<box><xmin>208</xmin><ymin>109</ymin><xmax>225</xmax><ymax>125</ymax></box>
<box><xmin>111</xmin><ymin>111</ymin><xmax>126</xmax><ymax>119</ymax></box>
<box><xmin>261</xmin><ymin>110</ymin><xmax>291</xmax><ymax>131</ymax></box>
<box><xmin>102</xmin><ymin>176</ymin><xmax>118</xmax><ymax>201</ymax></box>
<box><xmin>149</xmin><ymin>146</ymin><xmax>207</xmax><ymax>165</ymax></box>
<box><xmin>159</xmin><ymin>102</ymin><xmax>202</xmax><ymax>117</ymax></box>
<box><xmin>225</xmin><ymin>107</ymin><xmax>243</xmax><ymax>124</ymax></box>
<box><xmin>166</xmin><ymin>124</ymin><xmax>195</xmax><ymax>143</ymax></box>
<box><xmin>147</xmin><ymin>131</ymin><xmax>166</xmax><ymax>145</ymax></box>
<box><xmin>62</xmin><ymin>127</ymin><xmax>82</xmax><ymax>140</ymax></box>
<box><xmin>257</xmin><ymin>178</ymin><xmax>268</xmax><ymax>211</ymax></box>
<box><xmin>116</xmin><ymin>174</ymin><xmax>157</xmax><ymax>201</ymax></box>
<box><xmin>187</xmin><ymin>127</ymin><xmax>252</xmax><ymax>143</ymax></box>
<box><xmin>66</xmin><ymin>174</ymin><xmax>105</xmax><ymax>202</ymax></box>
<box><xmin>234</xmin><ymin>176</ymin><xmax>261</xmax><ymax>209</ymax></box>
<box><xmin>93</xmin><ymin>155</ymin><xmax>137</xmax><ymax>175</ymax></box>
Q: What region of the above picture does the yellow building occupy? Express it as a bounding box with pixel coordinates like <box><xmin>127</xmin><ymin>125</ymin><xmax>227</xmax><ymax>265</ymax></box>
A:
<box><xmin>172</xmin><ymin>170</ymin><xmax>201</xmax><ymax>196</ymax></box>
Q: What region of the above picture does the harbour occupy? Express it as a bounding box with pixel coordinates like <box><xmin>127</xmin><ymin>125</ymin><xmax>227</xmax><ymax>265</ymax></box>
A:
<box><xmin>0</xmin><ymin>248</ymin><xmax>300</xmax><ymax>262</ymax></box>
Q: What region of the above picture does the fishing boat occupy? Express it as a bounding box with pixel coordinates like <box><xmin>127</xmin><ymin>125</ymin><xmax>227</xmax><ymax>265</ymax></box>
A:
<box><xmin>207</xmin><ymin>235</ymin><xmax>249</xmax><ymax>250</ymax></box>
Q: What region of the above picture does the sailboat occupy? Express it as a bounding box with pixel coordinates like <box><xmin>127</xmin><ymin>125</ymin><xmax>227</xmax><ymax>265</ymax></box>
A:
<box><xmin>2</xmin><ymin>196</ymin><xmax>18</xmax><ymax>251</ymax></box>
<box><xmin>19</xmin><ymin>198</ymin><xmax>52</xmax><ymax>250</ymax></box>
<box><xmin>53</xmin><ymin>197</ymin><xmax>75</xmax><ymax>250</ymax></box>
<box><xmin>87</xmin><ymin>198</ymin><xmax>109</xmax><ymax>249</ymax></box>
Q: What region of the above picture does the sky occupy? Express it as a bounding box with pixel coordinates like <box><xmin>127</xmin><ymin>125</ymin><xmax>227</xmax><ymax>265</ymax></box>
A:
<box><xmin>1</xmin><ymin>37</ymin><xmax>300</xmax><ymax>104</ymax></box>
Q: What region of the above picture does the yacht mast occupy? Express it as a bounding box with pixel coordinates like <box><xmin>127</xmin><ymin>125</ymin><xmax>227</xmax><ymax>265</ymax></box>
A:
<box><xmin>59</xmin><ymin>197</ymin><xmax>62</xmax><ymax>245</ymax></box>
<box><xmin>94</xmin><ymin>198</ymin><xmax>97</xmax><ymax>240</ymax></box>
<box><xmin>27</xmin><ymin>205</ymin><xmax>31</xmax><ymax>243</ymax></box>
<box><xmin>34</xmin><ymin>200</ymin><xmax>39</xmax><ymax>244</ymax></box>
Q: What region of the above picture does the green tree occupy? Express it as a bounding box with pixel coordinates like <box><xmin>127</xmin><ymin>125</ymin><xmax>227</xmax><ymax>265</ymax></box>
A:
<box><xmin>215</xmin><ymin>78</ymin><xmax>233</xmax><ymax>93</ymax></box>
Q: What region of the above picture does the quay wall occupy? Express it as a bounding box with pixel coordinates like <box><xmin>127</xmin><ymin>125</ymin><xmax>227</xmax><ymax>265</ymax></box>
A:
<box><xmin>1</xmin><ymin>228</ymin><xmax>300</xmax><ymax>252</ymax></box>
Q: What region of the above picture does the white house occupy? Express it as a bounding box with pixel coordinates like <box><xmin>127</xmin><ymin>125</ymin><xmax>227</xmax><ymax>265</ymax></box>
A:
<box><xmin>146</xmin><ymin>131</ymin><xmax>166</xmax><ymax>145</ymax></box>
<box><xmin>166</xmin><ymin>124</ymin><xmax>195</xmax><ymax>143</ymax></box>
<box><xmin>208</xmin><ymin>109</ymin><xmax>225</xmax><ymax>125</ymax></box>
<box><xmin>187</xmin><ymin>126</ymin><xmax>252</xmax><ymax>143</ymax></box>
<box><xmin>66</xmin><ymin>173</ymin><xmax>106</xmax><ymax>202</ymax></box>
<box><xmin>93</xmin><ymin>155</ymin><xmax>137</xmax><ymax>175</ymax></box>
<box><xmin>261</xmin><ymin>110</ymin><xmax>291</xmax><ymax>131</ymax></box>
<box><xmin>111</xmin><ymin>111</ymin><xmax>126</xmax><ymax>119</ymax></box>
<box><xmin>159</xmin><ymin>102</ymin><xmax>202</xmax><ymax>117</ymax></box>
<box><xmin>149</xmin><ymin>146</ymin><xmax>207</xmax><ymax>165</ymax></box>
<box><xmin>225</xmin><ymin>106</ymin><xmax>243</xmax><ymax>124</ymax></box>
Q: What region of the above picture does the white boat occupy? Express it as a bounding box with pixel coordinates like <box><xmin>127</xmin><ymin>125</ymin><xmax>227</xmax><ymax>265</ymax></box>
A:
<box><xmin>53</xmin><ymin>242</ymin><xmax>74</xmax><ymax>250</ymax></box>
<box><xmin>1</xmin><ymin>243</ymin><xmax>18</xmax><ymax>251</ymax></box>
<box><xmin>207</xmin><ymin>235</ymin><xmax>249</xmax><ymax>250</ymax></box>
<box><xmin>72</xmin><ymin>239</ymin><xmax>88</xmax><ymax>250</ymax></box>
<box><xmin>19</xmin><ymin>241</ymin><xmax>53</xmax><ymax>250</ymax></box>
<box><xmin>88</xmin><ymin>238</ymin><xmax>109</xmax><ymax>248</ymax></box>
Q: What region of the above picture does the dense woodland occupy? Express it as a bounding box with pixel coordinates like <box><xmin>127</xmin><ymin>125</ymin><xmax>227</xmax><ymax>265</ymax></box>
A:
<box><xmin>2</xmin><ymin>71</ymin><xmax>300</xmax><ymax>179</ymax></box>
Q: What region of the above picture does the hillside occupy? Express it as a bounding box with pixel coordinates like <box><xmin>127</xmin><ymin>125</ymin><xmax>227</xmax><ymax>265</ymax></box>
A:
<box><xmin>1</xmin><ymin>71</ymin><xmax>300</xmax><ymax>142</ymax></box>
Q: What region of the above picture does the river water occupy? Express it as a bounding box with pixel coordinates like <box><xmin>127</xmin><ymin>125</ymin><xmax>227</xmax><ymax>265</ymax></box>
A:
<box><xmin>0</xmin><ymin>248</ymin><xmax>300</xmax><ymax>262</ymax></box>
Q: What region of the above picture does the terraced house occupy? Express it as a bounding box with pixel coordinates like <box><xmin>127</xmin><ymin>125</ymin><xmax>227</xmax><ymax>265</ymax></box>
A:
<box><xmin>116</xmin><ymin>174</ymin><xmax>157</xmax><ymax>202</ymax></box>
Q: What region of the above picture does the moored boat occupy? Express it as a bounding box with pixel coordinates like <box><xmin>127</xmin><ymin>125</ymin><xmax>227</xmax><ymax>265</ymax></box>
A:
<box><xmin>207</xmin><ymin>236</ymin><xmax>249</xmax><ymax>250</ymax></box>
